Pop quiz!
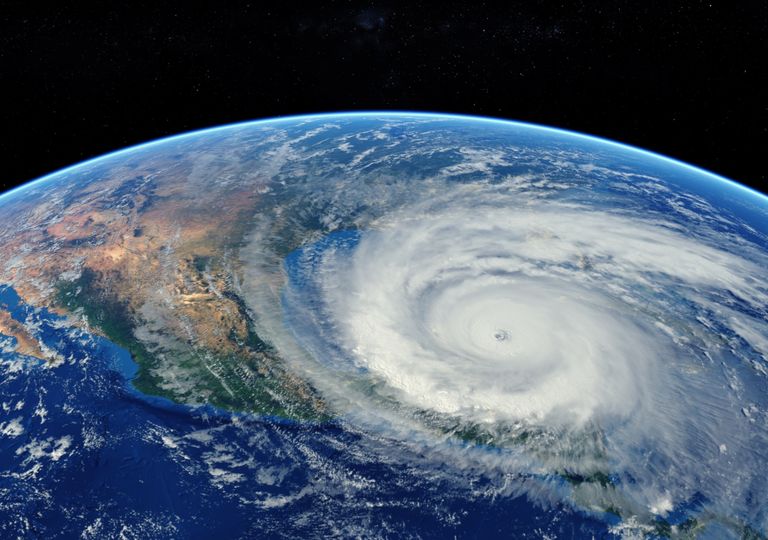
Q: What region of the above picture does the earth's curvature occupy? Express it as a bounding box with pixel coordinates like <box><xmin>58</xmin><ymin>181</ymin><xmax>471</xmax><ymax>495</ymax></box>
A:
<box><xmin>0</xmin><ymin>112</ymin><xmax>767</xmax><ymax>538</ymax></box>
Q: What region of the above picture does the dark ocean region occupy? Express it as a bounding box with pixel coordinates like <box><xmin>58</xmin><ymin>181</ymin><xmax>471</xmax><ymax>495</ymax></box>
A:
<box><xmin>0</xmin><ymin>285</ymin><xmax>615</xmax><ymax>538</ymax></box>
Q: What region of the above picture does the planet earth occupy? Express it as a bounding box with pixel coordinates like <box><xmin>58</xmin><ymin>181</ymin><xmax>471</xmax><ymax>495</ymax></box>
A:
<box><xmin>0</xmin><ymin>112</ymin><xmax>766</xmax><ymax>539</ymax></box>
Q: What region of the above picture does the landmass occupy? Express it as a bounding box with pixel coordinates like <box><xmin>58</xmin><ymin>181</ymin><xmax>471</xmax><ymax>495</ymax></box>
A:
<box><xmin>0</xmin><ymin>136</ymin><xmax>328</xmax><ymax>420</ymax></box>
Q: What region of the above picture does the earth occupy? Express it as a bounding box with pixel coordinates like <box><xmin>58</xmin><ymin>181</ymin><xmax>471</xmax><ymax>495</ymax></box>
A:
<box><xmin>0</xmin><ymin>112</ymin><xmax>766</xmax><ymax>539</ymax></box>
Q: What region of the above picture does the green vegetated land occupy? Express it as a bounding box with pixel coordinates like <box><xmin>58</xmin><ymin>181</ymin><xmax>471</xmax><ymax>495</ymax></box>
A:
<box><xmin>55</xmin><ymin>267</ymin><xmax>329</xmax><ymax>421</ymax></box>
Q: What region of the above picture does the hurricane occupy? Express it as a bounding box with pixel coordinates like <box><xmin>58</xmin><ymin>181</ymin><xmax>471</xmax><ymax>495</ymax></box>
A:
<box><xmin>275</xmin><ymin>177</ymin><xmax>768</xmax><ymax>530</ymax></box>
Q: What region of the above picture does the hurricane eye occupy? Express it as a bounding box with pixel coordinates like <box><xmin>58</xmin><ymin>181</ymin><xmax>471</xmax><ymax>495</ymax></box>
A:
<box><xmin>493</xmin><ymin>330</ymin><xmax>509</xmax><ymax>342</ymax></box>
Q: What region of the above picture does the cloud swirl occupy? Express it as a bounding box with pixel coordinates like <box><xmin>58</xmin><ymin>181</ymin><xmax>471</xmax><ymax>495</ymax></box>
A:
<box><xmin>278</xmin><ymin>183</ymin><xmax>768</xmax><ymax>527</ymax></box>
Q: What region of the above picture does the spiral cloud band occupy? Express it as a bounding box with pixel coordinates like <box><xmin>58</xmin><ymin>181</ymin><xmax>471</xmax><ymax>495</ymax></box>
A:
<box><xmin>319</xmin><ymin>209</ymin><xmax>672</xmax><ymax>428</ymax></box>
<box><xmin>290</xmin><ymin>198</ymin><xmax>762</xmax><ymax>434</ymax></box>
<box><xmin>274</xmin><ymin>181</ymin><xmax>768</xmax><ymax>527</ymax></box>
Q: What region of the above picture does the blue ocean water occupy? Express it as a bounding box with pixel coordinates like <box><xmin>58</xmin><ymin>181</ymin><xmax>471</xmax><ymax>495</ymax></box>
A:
<box><xmin>0</xmin><ymin>284</ymin><xmax>619</xmax><ymax>538</ymax></box>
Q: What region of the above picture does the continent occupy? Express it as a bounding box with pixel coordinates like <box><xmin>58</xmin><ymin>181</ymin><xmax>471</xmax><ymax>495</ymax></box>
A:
<box><xmin>0</xmin><ymin>134</ymin><xmax>327</xmax><ymax>420</ymax></box>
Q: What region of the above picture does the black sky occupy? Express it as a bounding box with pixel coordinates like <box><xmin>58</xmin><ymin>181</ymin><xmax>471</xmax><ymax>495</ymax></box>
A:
<box><xmin>1</xmin><ymin>2</ymin><xmax>766</xmax><ymax>194</ymax></box>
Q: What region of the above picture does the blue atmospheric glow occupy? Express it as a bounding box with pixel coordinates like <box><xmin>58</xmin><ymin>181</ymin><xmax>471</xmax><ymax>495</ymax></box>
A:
<box><xmin>2</xmin><ymin>111</ymin><xmax>765</xmax><ymax>205</ymax></box>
